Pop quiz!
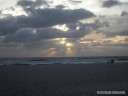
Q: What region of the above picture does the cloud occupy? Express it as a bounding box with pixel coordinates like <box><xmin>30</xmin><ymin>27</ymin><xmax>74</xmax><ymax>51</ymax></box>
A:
<box><xmin>0</xmin><ymin>0</ymin><xmax>95</xmax><ymax>57</ymax></box>
<box><xmin>101</xmin><ymin>0</ymin><xmax>123</xmax><ymax>8</ymax></box>
<box><xmin>17</xmin><ymin>0</ymin><xmax>49</xmax><ymax>8</ymax></box>
<box><xmin>1</xmin><ymin>0</ymin><xmax>94</xmax><ymax>36</ymax></box>
<box><xmin>0</xmin><ymin>0</ymin><xmax>128</xmax><ymax>57</ymax></box>
<box><xmin>69</xmin><ymin>0</ymin><xmax>82</xmax><ymax>4</ymax></box>
<box><xmin>2</xmin><ymin>17</ymin><xmax>109</xmax><ymax>44</ymax></box>
<box><xmin>23</xmin><ymin>8</ymin><xmax>94</xmax><ymax>27</ymax></box>
<box><xmin>17</xmin><ymin>0</ymin><xmax>34</xmax><ymax>7</ymax></box>
<box><xmin>3</xmin><ymin>26</ymin><xmax>90</xmax><ymax>43</ymax></box>
<box><xmin>0</xmin><ymin>15</ymin><xmax>19</xmax><ymax>36</ymax></box>
<box><xmin>121</xmin><ymin>11</ymin><xmax>128</xmax><ymax>16</ymax></box>
<box><xmin>55</xmin><ymin>5</ymin><xmax>66</xmax><ymax>9</ymax></box>
<box><xmin>104</xmin><ymin>30</ymin><xmax>128</xmax><ymax>37</ymax></box>
<box><xmin>4</xmin><ymin>28</ymin><xmax>37</xmax><ymax>43</ymax></box>
<box><xmin>79</xmin><ymin>19</ymin><xmax>109</xmax><ymax>29</ymax></box>
<box><xmin>16</xmin><ymin>0</ymin><xmax>95</xmax><ymax>29</ymax></box>
<box><xmin>0</xmin><ymin>8</ymin><xmax>94</xmax><ymax>36</ymax></box>
<box><xmin>97</xmin><ymin>15</ymin><xmax>128</xmax><ymax>37</ymax></box>
<box><xmin>125</xmin><ymin>38</ymin><xmax>128</xmax><ymax>42</ymax></box>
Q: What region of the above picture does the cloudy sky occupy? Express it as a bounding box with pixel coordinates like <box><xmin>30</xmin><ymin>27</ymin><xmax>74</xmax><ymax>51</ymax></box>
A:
<box><xmin>0</xmin><ymin>0</ymin><xmax>128</xmax><ymax>57</ymax></box>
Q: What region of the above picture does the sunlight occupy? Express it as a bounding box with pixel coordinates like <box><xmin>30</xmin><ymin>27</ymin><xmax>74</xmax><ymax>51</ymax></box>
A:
<box><xmin>65</xmin><ymin>42</ymin><xmax>74</xmax><ymax>56</ymax></box>
<box><xmin>1</xmin><ymin>7</ymin><xmax>27</xmax><ymax>16</ymax></box>
<box><xmin>53</xmin><ymin>24</ymin><xmax>69</xmax><ymax>32</ymax></box>
<box><xmin>59</xmin><ymin>38</ymin><xmax>67</xmax><ymax>44</ymax></box>
<box><xmin>33</xmin><ymin>29</ymin><xmax>37</xmax><ymax>34</ymax></box>
<box><xmin>47</xmin><ymin>48</ymin><xmax>57</xmax><ymax>57</ymax></box>
<box><xmin>66</xmin><ymin>47</ymin><xmax>74</xmax><ymax>57</ymax></box>
<box><xmin>66</xmin><ymin>43</ymin><xmax>73</xmax><ymax>47</ymax></box>
<box><xmin>60</xmin><ymin>40</ymin><xmax>66</xmax><ymax>44</ymax></box>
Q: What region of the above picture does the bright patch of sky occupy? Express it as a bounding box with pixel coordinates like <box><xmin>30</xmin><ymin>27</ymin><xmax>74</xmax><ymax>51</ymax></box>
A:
<box><xmin>0</xmin><ymin>0</ymin><xmax>17</xmax><ymax>10</ymax></box>
<box><xmin>0</xmin><ymin>0</ymin><xmax>128</xmax><ymax>16</ymax></box>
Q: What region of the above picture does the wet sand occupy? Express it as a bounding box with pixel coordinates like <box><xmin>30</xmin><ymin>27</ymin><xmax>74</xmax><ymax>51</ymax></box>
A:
<box><xmin>0</xmin><ymin>64</ymin><xmax>128</xmax><ymax>96</ymax></box>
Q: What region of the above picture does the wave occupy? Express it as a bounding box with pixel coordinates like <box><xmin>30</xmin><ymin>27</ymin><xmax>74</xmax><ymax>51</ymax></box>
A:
<box><xmin>0</xmin><ymin>56</ymin><xmax>128</xmax><ymax>65</ymax></box>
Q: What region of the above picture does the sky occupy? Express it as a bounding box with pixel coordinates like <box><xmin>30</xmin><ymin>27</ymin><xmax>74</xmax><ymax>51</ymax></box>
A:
<box><xmin>0</xmin><ymin>0</ymin><xmax>128</xmax><ymax>57</ymax></box>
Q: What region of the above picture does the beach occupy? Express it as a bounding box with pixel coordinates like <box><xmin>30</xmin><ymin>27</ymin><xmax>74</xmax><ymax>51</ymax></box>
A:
<box><xmin>0</xmin><ymin>64</ymin><xmax>128</xmax><ymax>96</ymax></box>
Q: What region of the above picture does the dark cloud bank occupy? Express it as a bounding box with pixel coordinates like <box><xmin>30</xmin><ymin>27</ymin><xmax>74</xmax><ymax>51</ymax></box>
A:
<box><xmin>0</xmin><ymin>0</ymin><xmax>96</xmax><ymax>57</ymax></box>
<box><xmin>101</xmin><ymin>0</ymin><xmax>125</xmax><ymax>8</ymax></box>
<box><xmin>0</xmin><ymin>0</ymin><xmax>95</xmax><ymax>41</ymax></box>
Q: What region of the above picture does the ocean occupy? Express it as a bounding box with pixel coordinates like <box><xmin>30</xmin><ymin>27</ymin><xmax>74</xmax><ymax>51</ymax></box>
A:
<box><xmin>0</xmin><ymin>56</ymin><xmax>128</xmax><ymax>65</ymax></box>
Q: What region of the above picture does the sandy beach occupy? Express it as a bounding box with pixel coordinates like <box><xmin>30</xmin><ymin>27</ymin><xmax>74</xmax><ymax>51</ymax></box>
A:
<box><xmin>0</xmin><ymin>64</ymin><xmax>128</xmax><ymax>96</ymax></box>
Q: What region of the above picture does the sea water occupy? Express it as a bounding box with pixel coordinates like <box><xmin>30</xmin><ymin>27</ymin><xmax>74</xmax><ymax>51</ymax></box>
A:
<box><xmin>0</xmin><ymin>56</ymin><xmax>128</xmax><ymax>65</ymax></box>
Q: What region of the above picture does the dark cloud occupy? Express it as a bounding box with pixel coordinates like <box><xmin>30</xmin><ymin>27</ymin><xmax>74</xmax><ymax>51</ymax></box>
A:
<box><xmin>121</xmin><ymin>11</ymin><xmax>128</xmax><ymax>16</ymax></box>
<box><xmin>4</xmin><ymin>28</ymin><xmax>37</xmax><ymax>43</ymax></box>
<box><xmin>2</xmin><ymin>19</ymin><xmax>110</xmax><ymax>43</ymax></box>
<box><xmin>76</xmin><ymin>20</ymin><xmax>109</xmax><ymax>30</ymax></box>
<box><xmin>0</xmin><ymin>0</ymin><xmax>95</xmax><ymax>57</ymax></box>
<box><xmin>66</xmin><ymin>22</ymin><xmax>78</xmax><ymax>30</ymax></box>
<box><xmin>17</xmin><ymin>0</ymin><xmax>34</xmax><ymax>7</ymax></box>
<box><xmin>103</xmin><ymin>30</ymin><xmax>128</xmax><ymax>37</ymax></box>
<box><xmin>66</xmin><ymin>20</ymin><xmax>109</xmax><ymax>32</ymax></box>
<box><xmin>23</xmin><ymin>8</ymin><xmax>94</xmax><ymax>28</ymax></box>
<box><xmin>55</xmin><ymin>5</ymin><xmax>66</xmax><ymax>9</ymax></box>
<box><xmin>17</xmin><ymin>0</ymin><xmax>49</xmax><ymax>8</ymax></box>
<box><xmin>3</xmin><ymin>26</ymin><xmax>90</xmax><ymax>43</ymax></box>
<box><xmin>102</xmin><ymin>0</ymin><xmax>122</xmax><ymax>8</ymax></box>
<box><xmin>0</xmin><ymin>15</ymin><xmax>19</xmax><ymax>36</ymax></box>
<box><xmin>95</xmin><ymin>15</ymin><xmax>128</xmax><ymax>38</ymax></box>
<box><xmin>0</xmin><ymin>8</ymin><xmax>94</xmax><ymax>36</ymax></box>
<box><xmin>0</xmin><ymin>0</ymin><xmax>95</xmax><ymax>37</ymax></box>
